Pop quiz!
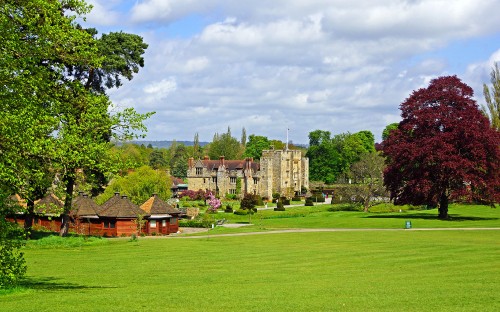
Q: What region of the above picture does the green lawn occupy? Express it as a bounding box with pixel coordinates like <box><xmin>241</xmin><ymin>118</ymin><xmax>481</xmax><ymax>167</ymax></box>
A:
<box><xmin>202</xmin><ymin>204</ymin><xmax>500</xmax><ymax>236</ymax></box>
<box><xmin>1</xmin><ymin>230</ymin><xmax>498</xmax><ymax>311</ymax></box>
<box><xmin>1</xmin><ymin>204</ymin><xmax>499</xmax><ymax>311</ymax></box>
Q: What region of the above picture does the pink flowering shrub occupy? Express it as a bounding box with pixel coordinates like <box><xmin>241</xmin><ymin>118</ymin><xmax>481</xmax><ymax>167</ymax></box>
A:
<box><xmin>206</xmin><ymin>192</ymin><xmax>221</xmax><ymax>213</ymax></box>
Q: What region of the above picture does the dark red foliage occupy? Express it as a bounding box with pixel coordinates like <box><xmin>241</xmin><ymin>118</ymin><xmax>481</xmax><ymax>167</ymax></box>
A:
<box><xmin>383</xmin><ymin>76</ymin><xmax>500</xmax><ymax>216</ymax></box>
<box><xmin>179</xmin><ymin>189</ymin><xmax>207</xmax><ymax>200</ymax></box>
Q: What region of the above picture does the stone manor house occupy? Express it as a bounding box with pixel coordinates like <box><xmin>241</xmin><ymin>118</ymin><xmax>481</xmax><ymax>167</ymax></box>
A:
<box><xmin>187</xmin><ymin>149</ymin><xmax>309</xmax><ymax>199</ymax></box>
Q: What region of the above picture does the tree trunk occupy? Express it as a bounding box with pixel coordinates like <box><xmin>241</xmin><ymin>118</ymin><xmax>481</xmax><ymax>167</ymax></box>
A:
<box><xmin>438</xmin><ymin>192</ymin><xmax>449</xmax><ymax>219</ymax></box>
<box><xmin>363</xmin><ymin>198</ymin><xmax>370</xmax><ymax>212</ymax></box>
<box><xmin>24</xmin><ymin>199</ymin><xmax>35</xmax><ymax>239</ymax></box>
<box><xmin>60</xmin><ymin>174</ymin><xmax>75</xmax><ymax>237</ymax></box>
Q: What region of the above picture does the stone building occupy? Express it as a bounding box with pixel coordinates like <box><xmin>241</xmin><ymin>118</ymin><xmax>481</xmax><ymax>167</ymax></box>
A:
<box><xmin>186</xmin><ymin>149</ymin><xmax>309</xmax><ymax>199</ymax></box>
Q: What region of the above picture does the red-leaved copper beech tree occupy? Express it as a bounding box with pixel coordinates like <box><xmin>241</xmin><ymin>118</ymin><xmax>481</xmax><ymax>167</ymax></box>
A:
<box><xmin>383</xmin><ymin>76</ymin><xmax>500</xmax><ymax>219</ymax></box>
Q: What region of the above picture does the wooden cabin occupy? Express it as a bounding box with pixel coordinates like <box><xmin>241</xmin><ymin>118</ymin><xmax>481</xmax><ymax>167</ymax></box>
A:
<box><xmin>140</xmin><ymin>194</ymin><xmax>181</xmax><ymax>235</ymax></box>
<box><xmin>5</xmin><ymin>194</ymin><xmax>27</xmax><ymax>227</ymax></box>
<box><xmin>99</xmin><ymin>193</ymin><xmax>149</xmax><ymax>237</ymax></box>
<box><xmin>34</xmin><ymin>193</ymin><xmax>63</xmax><ymax>232</ymax></box>
<box><xmin>71</xmin><ymin>192</ymin><xmax>102</xmax><ymax>236</ymax></box>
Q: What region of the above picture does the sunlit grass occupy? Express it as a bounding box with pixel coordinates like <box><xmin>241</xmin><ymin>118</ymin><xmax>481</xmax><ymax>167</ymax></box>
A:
<box><xmin>2</xmin><ymin>230</ymin><xmax>499</xmax><ymax>311</ymax></box>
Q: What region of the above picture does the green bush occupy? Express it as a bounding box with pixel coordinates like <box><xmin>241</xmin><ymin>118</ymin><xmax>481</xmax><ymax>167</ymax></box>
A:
<box><xmin>255</xmin><ymin>196</ymin><xmax>264</xmax><ymax>206</ymax></box>
<box><xmin>328</xmin><ymin>204</ymin><xmax>362</xmax><ymax>212</ymax></box>
<box><xmin>272</xmin><ymin>193</ymin><xmax>280</xmax><ymax>199</ymax></box>
<box><xmin>311</xmin><ymin>193</ymin><xmax>325</xmax><ymax>203</ymax></box>
<box><xmin>240</xmin><ymin>193</ymin><xmax>257</xmax><ymax>210</ymax></box>
<box><xmin>234</xmin><ymin>209</ymin><xmax>248</xmax><ymax>215</ymax></box>
<box><xmin>0</xmin><ymin>218</ymin><xmax>26</xmax><ymax>288</ymax></box>
<box><xmin>305</xmin><ymin>197</ymin><xmax>314</xmax><ymax>206</ymax></box>
<box><xmin>224</xmin><ymin>205</ymin><xmax>233</xmax><ymax>213</ymax></box>
<box><xmin>179</xmin><ymin>219</ymin><xmax>209</xmax><ymax>227</ymax></box>
<box><xmin>280</xmin><ymin>197</ymin><xmax>290</xmax><ymax>205</ymax></box>
<box><xmin>274</xmin><ymin>201</ymin><xmax>285</xmax><ymax>211</ymax></box>
<box><xmin>225</xmin><ymin>194</ymin><xmax>237</xmax><ymax>200</ymax></box>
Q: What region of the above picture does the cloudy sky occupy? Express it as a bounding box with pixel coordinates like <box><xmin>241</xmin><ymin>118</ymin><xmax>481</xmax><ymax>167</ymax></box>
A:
<box><xmin>83</xmin><ymin>0</ymin><xmax>500</xmax><ymax>144</ymax></box>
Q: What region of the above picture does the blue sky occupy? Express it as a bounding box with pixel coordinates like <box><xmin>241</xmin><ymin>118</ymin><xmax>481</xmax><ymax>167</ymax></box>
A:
<box><xmin>84</xmin><ymin>0</ymin><xmax>500</xmax><ymax>144</ymax></box>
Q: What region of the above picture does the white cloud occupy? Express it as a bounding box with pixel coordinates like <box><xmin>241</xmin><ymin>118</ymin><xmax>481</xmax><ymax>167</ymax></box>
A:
<box><xmin>130</xmin><ymin>0</ymin><xmax>215</xmax><ymax>23</ymax></box>
<box><xmin>85</xmin><ymin>0</ymin><xmax>122</xmax><ymax>26</ymax></box>
<box><xmin>143</xmin><ymin>78</ymin><xmax>177</xmax><ymax>96</ymax></box>
<box><xmin>84</xmin><ymin>0</ymin><xmax>500</xmax><ymax>143</ymax></box>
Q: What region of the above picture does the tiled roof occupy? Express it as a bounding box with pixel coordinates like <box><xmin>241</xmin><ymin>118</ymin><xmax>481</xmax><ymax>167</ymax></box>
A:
<box><xmin>171</xmin><ymin>177</ymin><xmax>185</xmax><ymax>186</ymax></box>
<box><xmin>99</xmin><ymin>192</ymin><xmax>121</xmax><ymax>214</ymax></box>
<box><xmin>8</xmin><ymin>194</ymin><xmax>27</xmax><ymax>210</ymax></box>
<box><xmin>99</xmin><ymin>194</ymin><xmax>147</xmax><ymax>218</ymax></box>
<box><xmin>35</xmin><ymin>193</ymin><xmax>64</xmax><ymax>214</ymax></box>
<box><xmin>140</xmin><ymin>194</ymin><xmax>180</xmax><ymax>215</ymax></box>
<box><xmin>200</xmin><ymin>159</ymin><xmax>260</xmax><ymax>172</ymax></box>
<box><xmin>71</xmin><ymin>193</ymin><xmax>100</xmax><ymax>217</ymax></box>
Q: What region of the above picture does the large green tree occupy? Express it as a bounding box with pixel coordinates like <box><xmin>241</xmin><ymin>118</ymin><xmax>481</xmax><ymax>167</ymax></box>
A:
<box><xmin>55</xmin><ymin>22</ymin><xmax>151</xmax><ymax>236</ymax></box>
<box><xmin>96</xmin><ymin>166</ymin><xmax>172</xmax><ymax>206</ymax></box>
<box><xmin>307</xmin><ymin>130</ymin><xmax>370</xmax><ymax>184</ymax></box>
<box><xmin>1</xmin><ymin>0</ymin><xmax>152</xmax><ymax>236</ymax></box>
<box><xmin>243</xmin><ymin>135</ymin><xmax>270</xmax><ymax>160</ymax></box>
<box><xmin>0</xmin><ymin>0</ymin><xmax>96</xmax><ymax>286</ymax></box>
<box><xmin>347</xmin><ymin>152</ymin><xmax>387</xmax><ymax>212</ymax></box>
<box><xmin>207</xmin><ymin>127</ymin><xmax>242</xmax><ymax>160</ymax></box>
<box><xmin>482</xmin><ymin>62</ymin><xmax>500</xmax><ymax>130</ymax></box>
<box><xmin>306</xmin><ymin>130</ymin><xmax>337</xmax><ymax>184</ymax></box>
<box><xmin>354</xmin><ymin>130</ymin><xmax>375</xmax><ymax>153</ymax></box>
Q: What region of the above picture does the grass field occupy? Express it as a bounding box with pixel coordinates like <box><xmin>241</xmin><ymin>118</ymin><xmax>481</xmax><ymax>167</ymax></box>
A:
<box><xmin>1</xmin><ymin>204</ymin><xmax>499</xmax><ymax>311</ymax></box>
<box><xmin>200</xmin><ymin>203</ymin><xmax>500</xmax><ymax>236</ymax></box>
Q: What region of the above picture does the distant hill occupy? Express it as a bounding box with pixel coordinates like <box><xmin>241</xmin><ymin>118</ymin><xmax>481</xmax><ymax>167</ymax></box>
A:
<box><xmin>126</xmin><ymin>140</ymin><xmax>210</xmax><ymax>149</ymax></box>
<box><xmin>116</xmin><ymin>140</ymin><xmax>308</xmax><ymax>149</ymax></box>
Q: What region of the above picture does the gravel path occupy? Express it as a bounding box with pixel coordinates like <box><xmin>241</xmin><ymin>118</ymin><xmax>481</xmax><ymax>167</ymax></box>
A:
<box><xmin>167</xmin><ymin>227</ymin><xmax>500</xmax><ymax>239</ymax></box>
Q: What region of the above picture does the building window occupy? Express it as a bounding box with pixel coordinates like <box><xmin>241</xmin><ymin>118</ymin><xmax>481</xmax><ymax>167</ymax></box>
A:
<box><xmin>150</xmin><ymin>220</ymin><xmax>157</xmax><ymax>228</ymax></box>
<box><xmin>170</xmin><ymin>217</ymin><xmax>177</xmax><ymax>224</ymax></box>
<box><xmin>230</xmin><ymin>177</ymin><xmax>237</xmax><ymax>184</ymax></box>
<box><xmin>212</xmin><ymin>177</ymin><xmax>217</xmax><ymax>183</ymax></box>
<box><xmin>196</xmin><ymin>167</ymin><xmax>203</xmax><ymax>175</ymax></box>
<box><xmin>253</xmin><ymin>178</ymin><xmax>258</xmax><ymax>185</ymax></box>
<box><xmin>229</xmin><ymin>189</ymin><xmax>236</xmax><ymax>194</ymax></box>
<box><xmin>162</xmin><ymin>220</ymin><xmax>166</xmax><ymax>227</ymax></box>
<box><xmin>103</xmin><ymin>220</ymin><xmax>116</xmax><ymax>229</ymax></box>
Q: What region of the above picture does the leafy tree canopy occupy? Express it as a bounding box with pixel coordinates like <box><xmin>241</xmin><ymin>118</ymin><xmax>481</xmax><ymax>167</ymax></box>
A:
<box><xmin>207</xmin><ymin>128</ymin><xmax>242</xmax><ymax>160</ymax></box>
<box><xmin>482</xmin><ymin>62</ymin><xmax>500</xmax><ymax>130</ymax></box>
<box><xmin>354</xmin><ymin>130</ymin><xmax>375</xmax><ymax>153</ymax></box>
<box><xmin>243</xmin><ymin>135</ymin><xmax>270</xmax><ymax>160</ymax></box>
<box><xmin>307</xmin><ymin>130</ymin><xmax>375</xmax><ymax>184</ymax></box>
<box><xmin>382</xmin><ymin>123</ymin><xmax>399</xmax><ymax>142</ymax></box>
<box><xmin>96</xmin><ymin>166</ymin><xmax>172</xmax><ymax>206</ymax></box>
<box><xmin>383</xmin><ymin>76</ymin><xmax>500</xmax><ymax>219</ymax></box>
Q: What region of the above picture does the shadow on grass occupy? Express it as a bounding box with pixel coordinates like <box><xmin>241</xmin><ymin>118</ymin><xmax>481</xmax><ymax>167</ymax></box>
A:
<box><xmin>365</xmin><ymin>213</ymin><xmax>498</xmax><ymax>221</ymax></box>
<box><xmin>21</xmin><ymin>277</ymin><xmax>118</xmax><ymax>291</ymax></box>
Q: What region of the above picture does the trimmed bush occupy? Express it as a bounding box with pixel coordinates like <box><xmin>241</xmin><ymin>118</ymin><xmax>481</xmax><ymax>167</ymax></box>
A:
<box><xmin>311</xmin><ymin>193</ymin><xmax>325</xmax><ymax>203</ymax></box>
<box><xmin>179</xmin><ymin>219</ymin><xmax>210</xmax><ymax>227</ymax></box>
<box><xmin>240</xmin><ymin>193</ymin><xmax>259</xmax><ymax>210</ymax></box>
<box><xmin>305</xmin><ymin>197</ymin><xmax>314</xmax><ymax>206</ymax></box>
<box><xmin>234</xmin><ymin>209</ymin><xmax>248</xmax><ymax>215</ymax></box>
<box><xmin>274</xmin><ymin>201</ymin><xmax>285</xmax><ymax>211</ymax></box>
